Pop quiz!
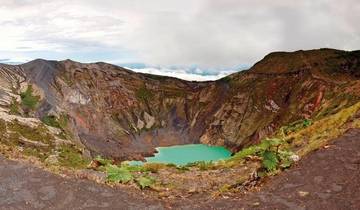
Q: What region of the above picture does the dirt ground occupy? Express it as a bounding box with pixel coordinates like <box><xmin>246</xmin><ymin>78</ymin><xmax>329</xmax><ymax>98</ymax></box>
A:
<box><xmin>1</xmin><ymin>129</ymin><xmax>359</xmax><ymax>210</ymax></box>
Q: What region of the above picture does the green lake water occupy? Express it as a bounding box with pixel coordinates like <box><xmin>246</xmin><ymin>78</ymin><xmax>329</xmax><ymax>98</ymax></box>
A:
<box><xmin>128</xmin><ymin>144</ymin><xmax>232</xmax><ymax>166</ymax></box>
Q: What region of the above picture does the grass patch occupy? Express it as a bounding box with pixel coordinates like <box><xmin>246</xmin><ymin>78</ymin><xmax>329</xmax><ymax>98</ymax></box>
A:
<box><xmin>287</xmin><ymin>101</ymin><xmax>360</xmax><ymax>156</ymax></box>
<box><xmin>42</xmin><ymin>114</ymin><xmax>68</xmax><ymax>129</ymax></box>
<box><xmin>42</xmin><ymin>115</ymin><xmax>61</xmax><ymax>128</ymax></box>
<box><xmin>143</xmin><ymin>163</ymin><xmax>166</xmax><ymax>173</ymax></box>
<box><xmin>23</xmin><ymin>147</ymin><xmax>48</xmax><ymax>161</ymax></box>
<box><xmin>9</xmin><ymin>97</ymin><xmax>21</xmax><ymax>115</ymax></box>
<box><xmin>7</xmin><ymin>119</ymin><xmax>53</xmax><ymax>144</ymax></box>
<box><xmin>58</xmin><ymin>144</ymin><xmax>89</xmax><ymax>169</ymax></box>
<box><xmin>280</xmin><ymin>119</ymin><xmax>312</xmax><ymax>135</ymax></box>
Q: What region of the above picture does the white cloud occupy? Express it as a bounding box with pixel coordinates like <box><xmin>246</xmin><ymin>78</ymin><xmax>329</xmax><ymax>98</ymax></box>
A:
<box><xmin>128</xmin><ymin>67</ymin><xmax>235</xmax><ymax>81</ymax></box>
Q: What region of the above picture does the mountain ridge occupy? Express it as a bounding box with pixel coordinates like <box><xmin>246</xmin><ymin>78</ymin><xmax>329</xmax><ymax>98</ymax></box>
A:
<box><xmin>0</xmin><ymin>48</ymin><xmax>359</xmax><ymax>161</ymax></box>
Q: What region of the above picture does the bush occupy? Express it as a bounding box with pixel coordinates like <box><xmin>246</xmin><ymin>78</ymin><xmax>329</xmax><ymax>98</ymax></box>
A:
<box><xmin>20</xmin><ymin>85</ymin><xmax>40</xmax><ymax>110</ymax></box>
<box><xmin>9</xmin><ymin>97</ymin><xmax>20</xmax><ymax>115</ymax></box>
<box><xmin>42</xmin><ymin>115</ymin><xmax>61</xmax><ymax>128</ymax></box>
<box><xmin>232</xmin><ymin>138</ymin><xmax>295</xmax><ymax>172</ymax></box>
<box><xmin>136</xmin><ymin>176</ymin><xmax>155</xmax><ymax>189</ymax></box>
<box><xmin>106</xmin><ymin>165</ymin><xmax>134</xmax><ymax>183</ymax></box>
<box><xmin>135</xmin><ymin>85</ymin><xmax>154</xmax><ymax>102</ymax></box>
<box><xmin>42</xmin><ymin>114</ymin><xmax>68</xmax><ymax>129</ymax></box>
<box><xmin>94</xmin><ymin>155</ymin><xmax>113</xmax><ymax>166</ymax></box>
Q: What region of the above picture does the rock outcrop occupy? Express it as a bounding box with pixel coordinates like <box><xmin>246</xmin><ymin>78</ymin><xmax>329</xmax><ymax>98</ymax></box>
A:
<box><xmin>0</xmin><ymin>48</ymin><xmax>359</xmax><ymax>160</ymax></box>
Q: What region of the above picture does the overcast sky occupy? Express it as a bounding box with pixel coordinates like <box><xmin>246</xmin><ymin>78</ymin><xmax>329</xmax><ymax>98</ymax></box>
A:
<box><xmin>0</xmin><ymin>0</ymin><xmax>359</xmax><ymax>80</ymax></box>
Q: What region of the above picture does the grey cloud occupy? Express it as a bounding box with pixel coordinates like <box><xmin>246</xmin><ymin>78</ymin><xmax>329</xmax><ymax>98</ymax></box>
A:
<box><xmin>1</xmin><ymin>0</ymin><xmax>359</xmax><ymax>69</ymax></box>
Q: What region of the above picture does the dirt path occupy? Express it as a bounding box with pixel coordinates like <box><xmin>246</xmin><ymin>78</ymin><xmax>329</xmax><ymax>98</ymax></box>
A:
<box><xmin>0</xmin><ymin>158</ymin><xmax>163</xmax><ymax>210</ymax></box>
<box><xmin>1</xmin><ymin>129</ymin><xmax>359</xmax><ymax>210</ymax></box>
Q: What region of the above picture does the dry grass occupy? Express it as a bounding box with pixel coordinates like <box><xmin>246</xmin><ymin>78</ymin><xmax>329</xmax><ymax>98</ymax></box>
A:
<box><xmin>285</xmin><ymin>101</ymin><xmax>360</xmax><ymax>156</ymax></box>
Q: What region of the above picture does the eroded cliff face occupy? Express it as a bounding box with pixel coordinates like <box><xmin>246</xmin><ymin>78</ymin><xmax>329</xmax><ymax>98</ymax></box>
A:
<box><xmin>0</xmin><ymin>48</ymin><xmax>359</xmax><ymax>160</ymax></box>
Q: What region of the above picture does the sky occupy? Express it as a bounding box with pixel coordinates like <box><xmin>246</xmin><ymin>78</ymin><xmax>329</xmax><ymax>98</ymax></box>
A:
<box><xmin>0</xmin><ymin>0</ymin><xmax>359</xmax><ymax>81</ymax></box>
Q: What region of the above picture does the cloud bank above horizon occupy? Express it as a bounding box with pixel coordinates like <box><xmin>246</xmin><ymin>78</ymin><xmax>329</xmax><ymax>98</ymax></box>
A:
<box><xmin>0</xmin><ymin>0</ymin><xmax>359</xmax><ymax>80</ymax></box>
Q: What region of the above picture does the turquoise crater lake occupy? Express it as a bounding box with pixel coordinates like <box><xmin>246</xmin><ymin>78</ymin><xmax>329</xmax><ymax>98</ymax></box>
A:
<box><xmin>128</xmin><ymin>144</ymin><xmax>232</xmax><ymax>166</ymax></box>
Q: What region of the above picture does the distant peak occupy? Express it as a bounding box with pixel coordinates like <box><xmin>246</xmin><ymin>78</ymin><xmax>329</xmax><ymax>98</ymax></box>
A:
<box><xmin>249</xmin><ymin>48</ymin><xmax>355</xmax><ymax>74</ymax></box>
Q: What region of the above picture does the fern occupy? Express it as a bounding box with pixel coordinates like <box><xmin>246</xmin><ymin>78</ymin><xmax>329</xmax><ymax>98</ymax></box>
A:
<box><xmin>262</xmin><ymin>151</ymin><xmax>278</xmax><ymax>171</ymax></box>
<box><xmin>106</xmin><ymin>165</ymin><xmax>133</xmax><ymax>183</ymax></box>
<box><xmin>136</xmin><ymin>176</ymin><xmax>155</xmax><ymax>189</ymax></box>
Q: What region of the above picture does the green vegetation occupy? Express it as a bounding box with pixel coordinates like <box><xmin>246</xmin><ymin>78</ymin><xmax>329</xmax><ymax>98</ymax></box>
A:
<box><xmin>135</xmin><ymin>84</ymin><xmax>154</xmax><ymax>102</ymax></box>
<box><xmin>106</xmin><ymin>164</ymin><xmax>134</xmax><ymax>183</ymax></box>
<box><xmin>175</xmin><ymin>165</ymin><xmax>190</xmax><ymax>172</ymax></box>
<box><xmin>286</xmin><ymin>101</ymin><xmax>360</xmax><ymax>156</ymax></box>
<box><xmin>20</xmin><ymin>85</ymin><xmax>40</xmax><ymax>110</ymax></box>
<box><xmin>145</xmin><ymin>74</ymin><xmax>167</xmax><ymax>81</ymax></box>
<box><xmin>61</xmin><ymin>73</ymin><xmax>74</xmax><ymax>87</ymax></box>
<box><xmin>232</xmin><ymin>138</ymin><xmax>295</xmax><ymax>172</ymax></box>
<box><xmin>104</xmin><ymin>163</ymin><xmax>156</xmax><ymax>189</ymax></box>
<box><xmin>42</xmin><ymin>114</ymin><xmax>68</xmax><ymax>129</ymax></box>
<box><xmin>196</xmin><ymin>161</ymin><xmax>215</xmax><ymax>171</ymax></box>
<box><xmin>7</xmin><ymin>119</ymin><xmax>53</xmax><ymax>144</ymax></box>
<box><xmin>9</xmin><ymin>97</ymin><xmax>20</xmax><ymax>115</ymax></box>
<box><xmin>136</xmin><ymin>176</ymin><xmax>155</xmax><ymax>189</ymax></box>
<box><xmin>91</xmin><ymin>157</ymin><xmax>158</xmax><ymax>189</ymax></box>
<box><xmin>218</xmin><ymin>76</ymin><xmax>231</xmax><ymax>84</ymax></box>
<box><xmin>280</xmin><ymin>119</ymin><xmax>312</xmax><ymax>135</ymax></box>
<box><xmin>42</xmin><ymin>115</ymin><xmax>60</xmax><ymax>128</ymax></box>
<box><xmin>58</xmin><ymin>144</ymin><xmax>89</xmax><ymax>169</ymax></box>
<box><xmin>94</xmin><ymin>155</ymin><xmax>113</xmax><ymax>166</ymax></box>
<box><xmin>262</xmin><ymin>151</ymin><xmax>278</xmax><ymax>171</ymax></box>
<box><xmin>143</xmin><ymin>163</ymin><xmax>166</xmax><ymax>173</ymax></box>
<box><xmin>23</xmin><ymin>147</ymin><xmax>48</xmax><ymax>161</ymax></box>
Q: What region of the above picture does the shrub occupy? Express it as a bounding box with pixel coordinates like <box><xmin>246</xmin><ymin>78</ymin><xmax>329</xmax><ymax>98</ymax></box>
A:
<box><xmin>9</xmin><ymin>97</ymin><xmax>20</xmax><ymax>115</ymax></box>
<box><xmin>106</xmin><ymin>165</ymin><xmax>134</xmax><ymax>183</ymax></box>
<box><xmin>94</xmin><ymin>155</ymin><xmax>113</xmax><ymax>166</ymax></box>
<box><xmin>232</xmin><ymin>138</ymin><xmax>295</xmax><ymax>172</ymax></box>
<box><xmin>20</xmin><ymin>85</ymin><xmax>40</xmax><ymax>110</ymax></box>
<box><xmin>42</xmin><ymin>114</ymin><xmax>68</xmax><ymax>129</ymax></box>
<box><xmin>136</xmin><ymin>176</ymin><xmax>155</xmax><ymax>189</ymax></box>
<box><xmin>42</xmin><ymin>115</ymin><xmax>61</xmax><ymax>128</ymax></box>
<box><xmin>135</xmin><ymin>85</ymin><xmax>154</xmax><ymax>102</ymax></box>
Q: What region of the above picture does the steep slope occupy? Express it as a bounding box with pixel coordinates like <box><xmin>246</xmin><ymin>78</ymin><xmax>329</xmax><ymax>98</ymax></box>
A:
<box><xmin>0</xmin><ymin>48</ymin><xmax>359</xmax><ymax>161</ymax></box>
